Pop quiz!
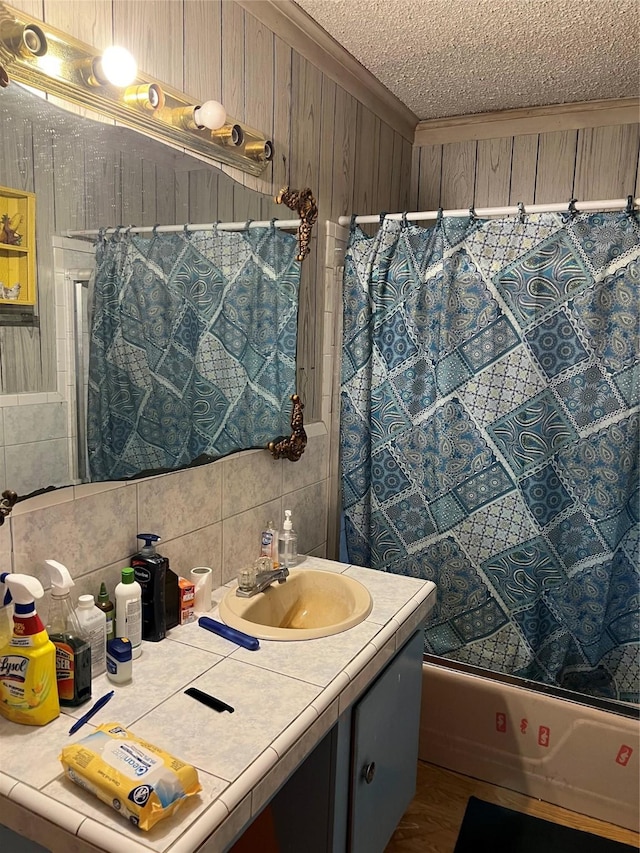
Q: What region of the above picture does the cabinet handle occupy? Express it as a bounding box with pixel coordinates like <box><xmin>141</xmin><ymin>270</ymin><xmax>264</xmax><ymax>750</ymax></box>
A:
<box><xmin>362</xmin><ymin>761</ymin><xmax>376</xmax><ymax>784</ymax></box>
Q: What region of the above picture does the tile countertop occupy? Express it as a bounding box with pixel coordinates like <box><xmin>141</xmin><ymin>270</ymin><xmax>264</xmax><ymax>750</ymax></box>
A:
<box><xmin>0</xmin><ymin>557</ymin><xmax>436</xmax><ymax>853</ymax></box>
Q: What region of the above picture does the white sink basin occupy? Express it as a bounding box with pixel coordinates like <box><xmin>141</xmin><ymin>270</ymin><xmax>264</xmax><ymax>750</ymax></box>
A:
<box><xmin>218</xmin><ymin>568</ymin><xmax>373</xmax><ymax>641</ymax></box>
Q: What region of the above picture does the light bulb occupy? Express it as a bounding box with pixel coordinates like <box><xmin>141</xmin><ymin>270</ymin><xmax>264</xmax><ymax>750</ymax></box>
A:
<box><xmin>39</xmin><ymin>55</ymin><xmax>63</xmax><ymax>79</ymax></box>
<box><xmin>193</xmin><ymin>99</ymin><xmax>226</xmax><ymax>130</ymax></box>
<box><xmin>98</xmin><ymin>46</ymin><xmax>137</xmax><ymax>87</ymax></box>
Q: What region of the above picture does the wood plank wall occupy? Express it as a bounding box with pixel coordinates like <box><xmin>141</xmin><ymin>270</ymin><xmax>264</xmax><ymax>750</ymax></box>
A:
<box><xmin>2</xmin><ymin>0</ymin><xmax>412</xmax><ymax>422</ymax></box>
<box><xmin>6</xmin><ymin>0</ymin><xmax>636</xmax><ymax>415</ymax></box>
<box><xmin>411</xmin><ymin>124</ymin><xmax>640</xmax><ymax>211</ymax></box>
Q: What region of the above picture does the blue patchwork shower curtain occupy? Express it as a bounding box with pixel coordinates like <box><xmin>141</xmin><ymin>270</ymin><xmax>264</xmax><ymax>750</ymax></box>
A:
<box><xmin>88</xmin><ymin>225</ymin><xmax>300</xmax><ymax>480</ymax></box>
<box><xmin>341</xmin><ymin>211</ymin><xmax>639</xmax><ymax>703</ymax></box>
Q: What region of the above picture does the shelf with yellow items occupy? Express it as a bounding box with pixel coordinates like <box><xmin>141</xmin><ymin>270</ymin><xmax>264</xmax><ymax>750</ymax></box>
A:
<box><xmin>0</xmin><ymin>185</ymin><xmax>36</xmax><ymax>306</ymax></box>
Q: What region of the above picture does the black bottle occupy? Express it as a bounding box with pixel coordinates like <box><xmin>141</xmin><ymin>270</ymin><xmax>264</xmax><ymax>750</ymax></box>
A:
<box><xmin>165</xmin><ymin>568</ymin><xmax>180</xmax><ymax>631</ymax></box>
<box><xmin>132</xmin><ymin>533</ymin><xmax>167</xmax><ymax>642</ymax></box>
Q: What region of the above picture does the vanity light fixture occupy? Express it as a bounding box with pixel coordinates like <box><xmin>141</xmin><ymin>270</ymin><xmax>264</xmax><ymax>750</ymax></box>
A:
<box><xmin>0</xmin><ymin>2</ymin><xmax>273</xmax><ymax>175</ymax></box>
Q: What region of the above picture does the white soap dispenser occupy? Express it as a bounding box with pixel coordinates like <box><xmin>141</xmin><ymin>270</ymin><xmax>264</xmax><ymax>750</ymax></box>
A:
<box><xmin>278</xmin><ymin>510</ymin><xmax>298</xmax><ymax>569</ymax></box>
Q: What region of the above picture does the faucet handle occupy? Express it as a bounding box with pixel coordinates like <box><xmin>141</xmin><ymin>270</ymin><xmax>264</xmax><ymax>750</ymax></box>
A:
<box><xmin>255</xmin><ymin>556</ymin><xmax>273</xmax><ymax>574</ymax></box>
<box><xmin>237</xmin><ymin>564</ymin><xmax>257</xmax><ymax>592</ymax></box>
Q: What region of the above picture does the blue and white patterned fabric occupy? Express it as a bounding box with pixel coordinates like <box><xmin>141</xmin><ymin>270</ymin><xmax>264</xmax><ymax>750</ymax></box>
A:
<box><xmin>341</xmin><ymin>211</ymin><xmax>640</xmax><ymax>703</ymax></box>
<box><xmin>88</xmin><ymin>225</ymin><xmax>300</xmax><ymax>481</ymax></box>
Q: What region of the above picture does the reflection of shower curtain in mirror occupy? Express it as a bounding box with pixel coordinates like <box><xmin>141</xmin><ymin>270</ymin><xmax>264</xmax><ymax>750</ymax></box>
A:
<box><xmin>87</xmin><ymin>226</ymin><xmax>300</xmax><ymax>480</ymax></box>
<box><xmin>340</xmin><ymin>212</ymin><xmax>640</xmax><ymax>703</ymax></box>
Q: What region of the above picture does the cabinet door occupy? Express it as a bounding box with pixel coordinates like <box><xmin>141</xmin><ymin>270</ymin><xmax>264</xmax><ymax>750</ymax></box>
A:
<box><xmin>0</xmin><ymin>824</ymin><xmax>50</xmax><ymax>852</ymax></box>
<box><xmin>349</xmin><ymin>630</ymin><xmax>424</xmax><ymax>853</ymax></box>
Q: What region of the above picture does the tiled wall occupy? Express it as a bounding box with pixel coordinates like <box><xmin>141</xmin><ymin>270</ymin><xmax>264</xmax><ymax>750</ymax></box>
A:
<box><xmin>0</xmin><ymin>399</ymin><xmax>70</xmax><ymax>497</ymax></box>
<box><xmin>0</xmin><ymin>423</ymin><xmax>330</xmax><ymax>624</ymax></box>
<box><xmin>0</xmin><ymin>238</ymin><xmax>96</xmax><ymax>498</ymax></box>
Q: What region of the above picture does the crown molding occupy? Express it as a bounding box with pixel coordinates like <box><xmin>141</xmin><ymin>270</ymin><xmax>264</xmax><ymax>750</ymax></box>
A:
<box><xmin>234</xmin><ymin>0</ymin><xmax>418</xmax><ymax>141</ymax></box>
<box><xmin>414</xmin><ymin>98</ymin><xmax>640</xmax><ymax>146</ymax></box>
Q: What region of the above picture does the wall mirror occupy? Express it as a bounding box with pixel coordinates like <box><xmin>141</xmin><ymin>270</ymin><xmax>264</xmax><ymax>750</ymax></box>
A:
<box><xmin>0</xmin><ymin>81</ymin><xmax>299</xmax><ymax>500</ymax></box>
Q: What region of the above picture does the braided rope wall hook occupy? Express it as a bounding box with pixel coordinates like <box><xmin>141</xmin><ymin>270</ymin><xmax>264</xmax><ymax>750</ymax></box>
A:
<box><xmin>268</xmin><ymin>394</ymin><xmax>307</xmax><ymax>461</ymax></box>
<box><xmin>0</xmin><ymin>489</ymin><xmax>18</xmax><ymax>526</ymax></box>
<box><xmin>275</xmin><ymin>187</ymin><xmax>318</xmax><ymax>262</ymax></box>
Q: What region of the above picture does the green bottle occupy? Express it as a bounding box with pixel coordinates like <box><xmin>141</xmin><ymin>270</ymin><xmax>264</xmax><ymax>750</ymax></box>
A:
<box><xmin>96</xmin><ymin>582</ymin><xmax>115</xmax><ymax>641</ymax></box>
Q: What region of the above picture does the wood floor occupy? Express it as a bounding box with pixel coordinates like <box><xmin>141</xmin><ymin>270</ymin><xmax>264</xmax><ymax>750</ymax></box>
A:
<box><xmin>385</xmin><ymin>761</ymin><xmax>640</xmax><ymax>852</ymax></box>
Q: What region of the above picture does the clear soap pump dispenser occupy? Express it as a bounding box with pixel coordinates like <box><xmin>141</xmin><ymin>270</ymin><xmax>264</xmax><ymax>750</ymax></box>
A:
<box><xmin>278</xmin><ymin>510</ymin><xmax>298</xmax><ymax>569</ymax></box>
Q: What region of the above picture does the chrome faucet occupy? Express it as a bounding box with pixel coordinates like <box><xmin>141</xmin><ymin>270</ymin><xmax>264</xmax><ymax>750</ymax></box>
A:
<box><xmin>236</xmin><ymin>559</ymin><xmax>289</xmax><ymax>598</ymax></box>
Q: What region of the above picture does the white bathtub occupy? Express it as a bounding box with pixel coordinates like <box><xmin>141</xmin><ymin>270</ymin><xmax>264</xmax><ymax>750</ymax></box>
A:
<box><xmin>419</xmin><ymin>658</ymin><xmax>640</xmax><ymax>832</ymax></box>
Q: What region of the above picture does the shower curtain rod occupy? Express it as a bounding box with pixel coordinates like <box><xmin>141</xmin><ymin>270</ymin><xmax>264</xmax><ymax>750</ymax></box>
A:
<box><xmin>66</xmin><ymin>218</ymin><xmax>302</xmax><ymax>239</ymax></box>
<box><xmin>337</xmin><ymin>196</ymin><xmax>640</xmax><ymax>227</ymax></box>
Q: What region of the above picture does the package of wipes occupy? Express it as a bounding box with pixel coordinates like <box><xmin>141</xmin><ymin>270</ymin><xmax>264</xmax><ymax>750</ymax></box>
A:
<box><xmin>59</xmin><ymin>722</ymin><xmax>201</xmax><ymax>830</ymax></box>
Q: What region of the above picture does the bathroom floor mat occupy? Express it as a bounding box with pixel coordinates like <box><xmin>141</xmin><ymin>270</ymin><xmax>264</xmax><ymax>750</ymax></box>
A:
<box><xmin>454</xmin><ymin>796</ymin><xmax>637</xmax><ymax>853</ymax></box>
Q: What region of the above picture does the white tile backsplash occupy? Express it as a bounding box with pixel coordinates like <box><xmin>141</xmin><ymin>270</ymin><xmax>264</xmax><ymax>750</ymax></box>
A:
<box><xmin>4</xmin><ymin>422</ymin><xmax>332</xmax><ymax>598</ymax></box>
<box><xmin>222</xmin><ymin>449</ymin><xmax>283</xmax><ymax>517</ymax></box>
<box><xmin>5</xmin><ymin>437</ymin><xmax>70</xmax><ymax>496</ymax></box>
<box><xmin>11</xmin><ymin>485</ymin><xmax>138</xmax><ymax>586</ymax></box>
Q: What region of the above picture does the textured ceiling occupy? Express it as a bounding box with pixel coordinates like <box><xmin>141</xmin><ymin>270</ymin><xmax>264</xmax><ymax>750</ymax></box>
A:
<box><xmin>294</xmin><ymin>0</ymin><xmax>640</xmax><ymax>121</ymax></box>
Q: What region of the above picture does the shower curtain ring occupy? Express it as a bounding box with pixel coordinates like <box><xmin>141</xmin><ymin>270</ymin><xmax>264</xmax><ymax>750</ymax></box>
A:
<box><xmin>401</xmin><ymin>212</ymin><xmax>409</xmax><ymax>228</ymax></box>
<box><xmin>436</xmin><ymin>207</ymin><xmax>443</xmax><ymax>224</ymax></box>
<box><xmin>517</xmin><ymin>201</ymin><xmax>526</xmax><ymax>223</ymax></box>
<box><xmin>468</xmin><ymin>206</ymin><xmax>477</xmax><ymax>221</ymax></box>
<box><xmin>379</xmin><ymin>211</ymin><xmax>387</xmax><ymax>226</ymax></box>
<box><xmin>183</xmin><ymin>223</ymin><xmax>191</xmax><ymax>237</ymax></box>
<box><xmin>152</xmin><ymin>223</ymin><xmax>160</xmax><ymax>237</ymax></box>
<box><xmin>244</xmin><ymin>219</ymin><xmax>253</xmax><ymax>231</ymax></box>
<box><xmin>349</xmin><ymin>213</ymin><xmax>357</xmax><ymax>232</ymax></box>
<box><xmin>567</xmin><ymin>198</ymin><xmax>578</xmax><ymax>217</ymax></box>
<box><xmin>626</xmin><ymin>195</ymin><xmax>635</xmax><ymax>215</ymax></box>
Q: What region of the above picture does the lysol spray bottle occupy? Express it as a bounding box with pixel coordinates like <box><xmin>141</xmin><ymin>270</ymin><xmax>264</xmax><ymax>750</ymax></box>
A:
<box><xmin>45</xmin><ymin>560</ymin><xmax>92</xmax><ymax>707</ymax></box>
<box><xmin>0</xmin><ymin>573</ymin><xmax>12</xmax><ymax>648</ymax></box>
<box><xmin>0</xmin><ymin>572</ymin><xmax>60</xmax><ymax>726</ymax></box>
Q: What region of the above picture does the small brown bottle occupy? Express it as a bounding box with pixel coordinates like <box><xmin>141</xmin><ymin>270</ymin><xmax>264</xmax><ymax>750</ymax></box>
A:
<box><xmin>96</xmin><ymin>582</ymin><xmax>115</xmax><ymax>641</ymax></box>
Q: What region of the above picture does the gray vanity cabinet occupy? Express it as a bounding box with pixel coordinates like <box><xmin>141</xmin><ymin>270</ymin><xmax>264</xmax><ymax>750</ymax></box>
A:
<box><xmin>242</xmin><ymin>628</ymin><xmax>425</xmax><ymax>853</ymax></box>
<box><xmin>348</xmin><ymin>629</ymin><xmax>424</xmax><ymax>852</ymax></box>
<box><xmin>0</xmin><ymin>824</ymin><xmax>50</xmax><ymax>852</ymax></box>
